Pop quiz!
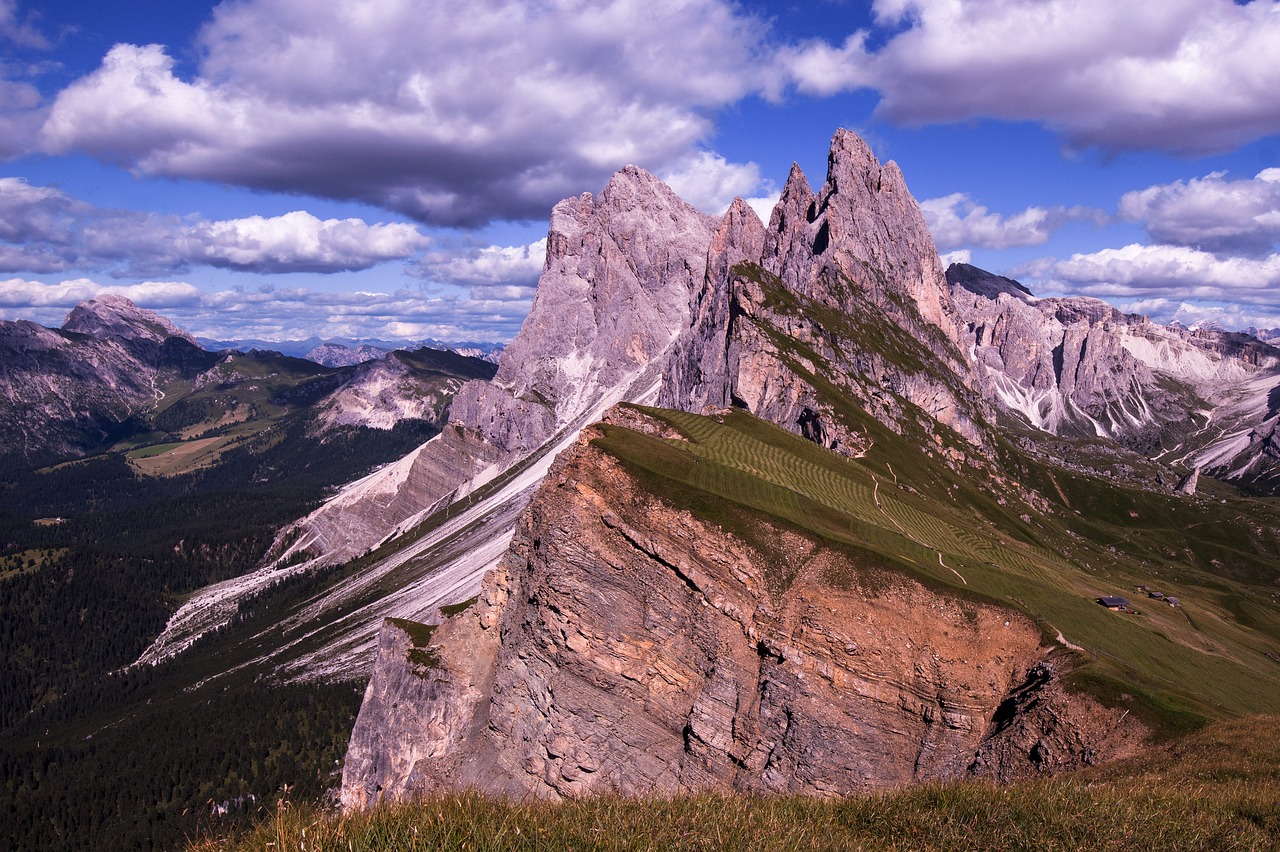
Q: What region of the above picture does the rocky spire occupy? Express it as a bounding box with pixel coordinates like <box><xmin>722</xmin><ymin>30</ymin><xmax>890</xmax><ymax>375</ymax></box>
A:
<box><xmin>449</xmin><ymin>164</ymin><xmax>718</xmax><ymax>453</ymax></box>
<box><xmin>661</xmin><ymin>129</ymin><xmax>985</xmax><ymax>451</ymax></box>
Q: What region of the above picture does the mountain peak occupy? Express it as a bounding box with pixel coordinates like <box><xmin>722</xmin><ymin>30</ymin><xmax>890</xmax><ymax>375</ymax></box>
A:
<box><xmin>63</xmin><ymin>295</ymin><xmax>200</xmax><ymax>348</ymax></box>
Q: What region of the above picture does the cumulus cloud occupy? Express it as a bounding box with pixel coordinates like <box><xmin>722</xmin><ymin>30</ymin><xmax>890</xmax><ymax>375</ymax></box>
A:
<box><xmin>0</xmin><ymin>276</ymin><xmax>531</xmax><ymax>342</ymax></box>
<box><xmin>1017</xmin><ymin>243</ymin><xmax>1280</xmax><ymax>305</ymax></box>
<box><xmin>411</xmin><ymin>237</ymin><xmax>548</xmax><ymax>304</ymax></box>
<box><xmin>782</xmin><ymin>0</ymin><xmax>1280</xmax><ymax>154</ymax></box>
<box><xmin>0</xmin><ymin>277</ymin><xmax>200</xmax><ymax>309</ymax></box>
<box><xmin>1116</xmin><ymin>297</ymin><xmax>1280</xmax><ymax>331</ymax></box>
<box><xmin>0</xmin><ymin>177</ymin><xmax>430</xmax><ymax>275</ymax></box>
<box><xmin>660</xmin><ymin>152</ymin><xmax>770</xmax><ymax>216</ymax></box>
<box><xmin>36</xmin><ymin>0</ymin><xmax>773</xmax><ymax>227</ymax></box>
<box><xmin>1119</xmin><ymin>169</ymin><xmax>1280</xmax><ymax>256</ymax></box>
<box><xmin>921</xmin><ymin>193</ymin><xmax>1105</xmax><ymax>251</ymax></box>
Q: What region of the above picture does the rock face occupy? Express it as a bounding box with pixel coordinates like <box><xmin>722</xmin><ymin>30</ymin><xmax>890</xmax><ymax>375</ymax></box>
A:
<box><xmin>660</xmin><ymin>130</ymin><xmax>985</xmax><ymax>456</ymax></box>
<box><xmin>340</xmin><ymin>409</ymin><xmax>1142</xmax><ymax>807</ymax></box>
<box><xmin>276</xmin><ymin>165</ymin><xmax>717</xmax><ymax>567</ymax></box>
<box><xmin>950</xmin><ymin>263</ymin><xmax>1280</xmax><ymax>490</ymax></box>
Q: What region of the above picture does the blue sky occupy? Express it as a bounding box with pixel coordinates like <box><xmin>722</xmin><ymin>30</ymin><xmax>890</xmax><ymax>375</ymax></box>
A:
<box><xmin>3</xmin><ymin>0</ymin><xmax>1280</xmax><ymax>342</ymax></box>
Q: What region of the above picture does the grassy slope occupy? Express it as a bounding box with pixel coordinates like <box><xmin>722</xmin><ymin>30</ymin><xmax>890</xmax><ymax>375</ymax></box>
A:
<box><xmin>198</xmin><ymin>714</ymin><xmax>1280</xmax><ymax>851</ymax></box>
<box><xmin>196</xmin><ymin>403</ymin><xmax>1280</xmax><ymax>850</ymax></box>
<box><xmin>588</xmin><ymin>406</ymin><xmax>1280</xmax><ymax>730</ymax></box>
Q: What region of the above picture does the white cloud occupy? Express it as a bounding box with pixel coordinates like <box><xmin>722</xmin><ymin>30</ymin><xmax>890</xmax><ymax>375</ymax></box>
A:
<box><xmin>938</xmin><ymin>249</ymin><xmax>972</xmax><ymax>268</ymax></box>
<box><xmin>659</xmin><ymin>151</ymin><xmax>770</xmax><ymax>216</ymax></box>
<box><xmin>0</xmin><ymin>0</ymin><xmax>50</xmax><ymax>50</ymax></box>
<box><xmin>0</xmin><ymin>277</ymin><xmax>200</xmax><ymax>308</ymax></box>
<box><xmin>415</xmin><ymin>238</ymin><xmax>547</xmax><ymax>291</ymax></box>
<box><xmin>0</xmin><ymin>177</ymin><xmax>431</xmax><ymax>275</ymax></box>
<box><xmin>1017</xmin><ymin>243</ymin><xmax>1280</xmax><ymax>304</ymax></box>
<box><xmin>37</xmin><ymin>0</ymin><xmax>773</xmax><ymax>226</ymax></box>
<box><xmin>192</xmin><ymin>212</ymin><xmax>430</xmax><ymax>273</ymax></box>
<box><xmin>1117</xmin><ymin>297</ymin><xmax>1280</xmax><ymax>333</ymax></box>
<box><xmin>920</xmin><ymin>193</ymin><xmax>1105</xmax><ymax>250</ymax></box>
<box><xmin>1119</xmin><ymin>168</ymin><xmax>1280</xmax><ymax>256</ymax></box>
<box><xmin>783</xmin><ymin>0</ymin><xmax>1280</xmax><ymax>154</ymax></box>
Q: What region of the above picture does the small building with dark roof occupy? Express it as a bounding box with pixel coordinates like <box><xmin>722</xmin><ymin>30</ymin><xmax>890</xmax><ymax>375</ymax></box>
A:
<box><xmin>1097</xmin><ymin>596</ymin><xmax>1131</xmax><ymax>610</ymax></box>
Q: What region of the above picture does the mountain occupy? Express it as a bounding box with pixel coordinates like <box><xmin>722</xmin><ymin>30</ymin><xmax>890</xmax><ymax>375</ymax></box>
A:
<box><xmin>950</xmin><ymin>263</ymin><xmax>1280</xmax><ymax>493</ymax></box>
<box><xmin>305</xmin><ymin>341</ymin><xmax>391</xmax><ymax>367</ymax></box>
<box><xmin>317</xmin><ymin>130</ymin><xmax>1280</xmax><ymax>807</ymax></box>
<box><xmin>10</xmin><ymin>131</ymin><xmax>1278</xmax><ymax>848</ymax></box>
<box><xmin>0</xmin><ymin>299</ymin><xmax>498</xmax><ymax>475</ymax></box>
<box><xmin>137</xmin><ymin>162</ymin><xmax>720</xmax><ymax>677</ymax></box>
<box><xmin>0</xmin><ymin>297</ymin><xmax>220</xmax><ymax>468</ymax></box>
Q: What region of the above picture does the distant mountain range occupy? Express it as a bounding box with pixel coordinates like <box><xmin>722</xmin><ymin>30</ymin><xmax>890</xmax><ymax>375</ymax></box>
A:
<box><xmin>198</xmin><ymin>334</ymin><xmax>505</xmax><ymax>364</ymax></box>
<box><xmin>0</xmin><ymin>296</ymin><xmax>497</xmax><ymax>471</ymax></box>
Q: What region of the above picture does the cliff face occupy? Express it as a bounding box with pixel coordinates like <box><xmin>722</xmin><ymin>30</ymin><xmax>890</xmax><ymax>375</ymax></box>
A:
<box><xmin>277</xmin><ymin>165</ymin><xmax>717</xmax><ymax>569</ymax></box>
<box><xmin>660</xmin><ymin>130</ymin><xmax>985</xmax><ymax>456</ymax></box>
<box><xmin>341</xmin><ymin>408</ymin><xmax>1143</xmax><ymax>807</ymax></box>
<box><xmin>949</xmin><ymin>263</ymin><xmax>1280</xmax><ymax>491</ymax></box>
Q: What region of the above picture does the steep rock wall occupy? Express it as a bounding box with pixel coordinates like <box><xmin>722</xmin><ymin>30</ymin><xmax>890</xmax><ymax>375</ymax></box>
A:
<box><xmin>341</xmin><ymin>409</ymin><xmax>1142</xmax><ymax>807</ymax></box>
<box><xmin>660</xmin><ymin>130</ymin><xmax>987</xmax><ymax>456</ymax></box>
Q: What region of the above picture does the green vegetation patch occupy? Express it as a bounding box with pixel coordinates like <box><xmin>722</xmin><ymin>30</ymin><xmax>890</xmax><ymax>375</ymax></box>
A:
<box><xmin>387</xmin><ymin>617</ymin><xmax>441</xmax><ymax>675</ymax></box>
<box><xmin>440</xmin><ymin>596</ymin><xmax>479</xmax><ymax>618</ymax></box>
<box><xmin>593</xmin><ymin>405</ymin><xmax>1280</xmax><ymax>724</ymax></box>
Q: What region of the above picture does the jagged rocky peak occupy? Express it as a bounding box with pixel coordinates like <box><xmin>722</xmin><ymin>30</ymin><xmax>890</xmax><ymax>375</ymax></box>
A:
<box><xmin>62</xmin><ymin>294</ymin><xmax>200</xmax><ymax>348</ymax></box>
<box><xmin>661</xmin><ymin>128</ymin><xmax>985</xmax><ymax>454</ymax></box>
<box><xmin>765</xmin><ymin>129</ymin><xmax>959</xmax><ymax>341</ymax></box>
<box><xmin>448</xmin><ymin>163</ymin><xmax>718</xmax><ymax>454</ymax></box>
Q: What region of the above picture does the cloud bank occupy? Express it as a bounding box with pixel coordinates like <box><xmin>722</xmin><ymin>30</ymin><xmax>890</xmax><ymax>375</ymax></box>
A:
<box><xmin>0</xmin><ymin>177</ymin><xmax>430</xmax><ymax>275</ymax></box>
<box><xmin>0</xmin><ymin>275</ymin><xmax>532</xmax><ymax>342</ymax></box>
<box><xmin>782</xmin><ymin>0</ymin><xmax>1280</xmax><ymax>155</ymax></box>
<box><xmin>1119</xmin><ymin>169</ymin><xmax>1280</xmax><ymax>256</ymax></box>
<box><xmin>921</xmin><ymin>193</ymin><xmax>1105</xmax><ymax>251</ymax></box>
<box><xmin>36</xmin><ymin>0</ymin><xmax>772</xmax><ymax>227</ymax></box>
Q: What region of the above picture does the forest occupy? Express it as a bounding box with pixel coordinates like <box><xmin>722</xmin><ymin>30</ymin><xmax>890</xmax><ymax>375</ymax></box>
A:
<box><xmin>0</xmin><ymin>414</ymin><xmax>435</xmax><ymax>850</ymax></box>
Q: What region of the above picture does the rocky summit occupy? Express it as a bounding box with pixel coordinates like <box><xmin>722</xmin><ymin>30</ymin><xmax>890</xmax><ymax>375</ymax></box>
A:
<box><xmin>327</xmin><ymin>130</ymin><xmax>1280</xmax><ymax>808</ymax></box>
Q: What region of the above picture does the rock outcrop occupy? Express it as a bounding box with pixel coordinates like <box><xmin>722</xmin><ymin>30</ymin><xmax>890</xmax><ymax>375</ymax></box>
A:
<box><xmin>950</xmin><ymin>263</ymin><xmax>1280</xmax><ymax>490</ymax></box>
<box><xmin>660</xmin><ymin>130</ymin><xmax>986</xmax><ymax>457</ymax></box>
<box><xmin>340</xmin><ymin>409</ymin><xmax>1142</xmax><ymax>807</ymax></box>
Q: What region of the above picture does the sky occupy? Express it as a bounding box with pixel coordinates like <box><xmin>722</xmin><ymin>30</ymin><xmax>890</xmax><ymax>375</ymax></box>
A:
<box><xmin>2</xmin><ymin>0</ymin><xmax>1280</xmax><ymax>343</ymax></box>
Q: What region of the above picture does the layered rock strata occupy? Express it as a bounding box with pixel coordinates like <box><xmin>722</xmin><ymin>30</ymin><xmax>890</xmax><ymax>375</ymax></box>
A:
<box><xmin>341</xmin><ymin>409</ymin><xmax>1142</xmax><ymax>807</ymax></box>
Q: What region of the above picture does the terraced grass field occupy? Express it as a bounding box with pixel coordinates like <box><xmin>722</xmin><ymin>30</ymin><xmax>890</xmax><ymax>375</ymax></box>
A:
<box><xmin>593</xmin><ymin>405</ymin><xmax>1280</xmax><ymax>729</ymax></box>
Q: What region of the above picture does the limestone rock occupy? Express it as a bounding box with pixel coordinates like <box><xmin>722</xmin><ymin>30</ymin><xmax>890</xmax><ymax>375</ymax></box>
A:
<box><xmin>340</xmin><ymin>409</ymin><xmax>1139</xmax><ymax>806</ymax></box>
<box><xmin>660</xmin><ymin>130</ymin><xmax>985</xmax><ymax>456</ymax></box>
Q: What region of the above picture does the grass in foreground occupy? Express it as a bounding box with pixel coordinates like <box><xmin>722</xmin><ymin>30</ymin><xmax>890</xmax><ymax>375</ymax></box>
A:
<box><xmin>195</xmin><ymin>716</ymin><xmax>1280</xmax><ymax>851</ymax></box>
